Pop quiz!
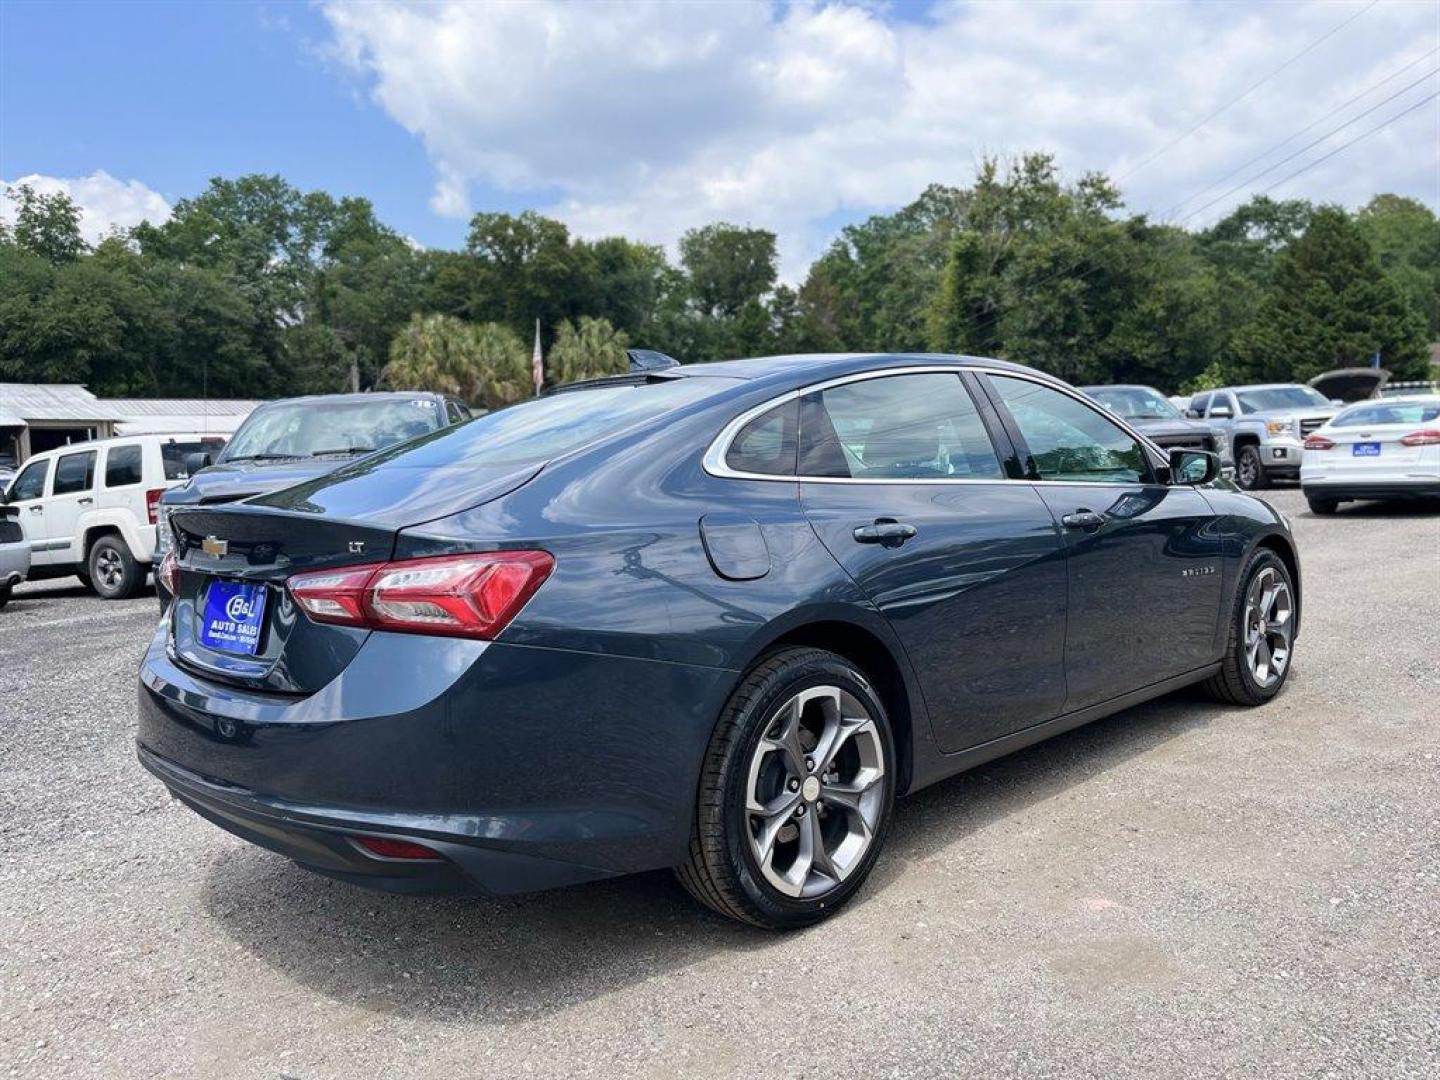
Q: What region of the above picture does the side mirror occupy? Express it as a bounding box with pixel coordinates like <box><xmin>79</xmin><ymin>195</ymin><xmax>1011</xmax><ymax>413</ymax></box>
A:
<box><xmin>1329</xmin><ymin>398</ymin><xmax>1344</xmax><ymax>407</ymax></box>
<box><xmin>1169</xmin><ymin>448</ymin><xmax>1219</xmax><ymax>486</ymax></box>
<box><xmin>183</xmin><ymin>451</ymin><xmax>213</xmax><ymax>474</ymax></box>
<box><xmin>1184</xmin><ymin>408</ymin><xmax>1202</xmax><ymax>419</ymax></box>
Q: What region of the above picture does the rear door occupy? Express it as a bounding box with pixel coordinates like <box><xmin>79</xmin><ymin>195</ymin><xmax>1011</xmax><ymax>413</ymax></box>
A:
<box><xmin>44</xmin><ymin>449</ymin><xmax>98</xmax><ymax>562</ymax></box>
<box><xmin>980</xmin><ymin>373</ymin><xmax>1223</xmax><ymax>711</ymax></box>
<box><xmin>796</xmin><ymin>370</ymin><xmax>1069</xmax><ymax>753</ymax></box>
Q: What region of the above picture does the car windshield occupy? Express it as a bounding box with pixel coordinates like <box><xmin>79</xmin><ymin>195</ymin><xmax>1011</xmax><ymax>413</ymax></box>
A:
<box><xmin>220</xmin><ymin>399</ymin><xmax>442</xmax><ymax>461</ymax></box>
<box><xmin>1332</xmin><ymin>399</ymin><xmax>1440</xmax><ymax>428</ymax></box>
<box><xmin>1086</xmin><ymin>387</ymin><xmax>1182</xmax><ymax>420</ymax></box>
<box><xmin>1235</xmin><ymin>386</ymin><xmax>1329</xmax><ymax>413</ymax></box>
<box><xmin>354</xmin><ymin>377</ymin><xmax>729</xmax><ymax>472</ymax></box>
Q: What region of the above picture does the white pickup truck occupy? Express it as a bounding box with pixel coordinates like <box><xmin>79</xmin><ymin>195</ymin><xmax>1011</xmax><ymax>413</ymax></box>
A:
<box><xmin>2</xmin><ymin>433</ymin><xmax>224</xmax><ymax>598</ymax></box>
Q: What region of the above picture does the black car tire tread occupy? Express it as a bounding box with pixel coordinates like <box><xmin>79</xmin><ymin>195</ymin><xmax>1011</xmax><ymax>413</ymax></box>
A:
<box><xmin>1237</xmin><ymin>445</ymin><xmax>1269</xmax><ymax>490</ymax></box>
<box><xmin>0</xmin><ymin>584</ymin><xmax>10</xmax><ymax>610</ymax></box>
<box><xmin>1202</xmin><ymin>549</ymin><xmax>1294</xmax><ymax>706</ymax></box>
<box><xmin>677</xmin><ymin>646</ymin><xmax>894</xmax><ymax>930</ymax></box>
<box><xmin>89</xmin><ymin>536</ymin><xmax>146</xmax><ymax>600</ymax></box>
<box><xmin>1306</xmin><ymin>497</ymin><xmax>1338</xmax><ymax>515</ymax></box>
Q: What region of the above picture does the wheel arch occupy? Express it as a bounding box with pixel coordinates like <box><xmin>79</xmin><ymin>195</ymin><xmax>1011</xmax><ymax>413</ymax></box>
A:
<box><xmin>81</xmin><ymin>522</ymin><xmax>125</xmax><ymax>563</ymax></box>
<box><xmin>740</xmin><ymin>612</ymin><xmax>927</xmax><ymax>796</ymax></box>
<box><xmin>1251</xmin><ymin>530</ymin><xmax>1302</xmax><ymax>639</ymax></box>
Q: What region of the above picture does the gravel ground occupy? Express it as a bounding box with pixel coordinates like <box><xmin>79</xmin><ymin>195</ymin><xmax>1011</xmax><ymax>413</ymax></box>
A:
<box><xmin>1</xmin><ymin>488</ymin><xmax>1437</xmax><ymax>1079</ymax></box>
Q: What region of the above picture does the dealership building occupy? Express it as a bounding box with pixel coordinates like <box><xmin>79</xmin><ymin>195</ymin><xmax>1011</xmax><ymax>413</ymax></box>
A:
<box><xmin>0</xmin><ymin>383</ymin><xmax>257</xmax><ymax>465</ymax></box>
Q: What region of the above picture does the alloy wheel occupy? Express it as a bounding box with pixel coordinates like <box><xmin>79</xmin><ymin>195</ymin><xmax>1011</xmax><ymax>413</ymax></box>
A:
<box><xmin>1238</xmin><ymin>449</ymin><xmax>1258</xmax><ymax>489</ymax></box>
<box><xmin>95</xmin><ymin>547</ymin><xmax>125</xmax><ymax>591</ymax></box>
<box><xmin>1243</xmin><ymin>566</ymin><xmax>1293</xmax><ymax>687</ymax></box>
<box><xmin>744</xmin><ymin>684</ymin><xmax>885</xmax><ymax>899</ymax></box>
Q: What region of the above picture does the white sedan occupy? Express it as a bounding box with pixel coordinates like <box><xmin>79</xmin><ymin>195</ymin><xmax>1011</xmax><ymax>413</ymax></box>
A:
<box><xmin>1300</xmin><ymin>395</ymin><xmax>1440</xmax><ymax>514</ymax></box>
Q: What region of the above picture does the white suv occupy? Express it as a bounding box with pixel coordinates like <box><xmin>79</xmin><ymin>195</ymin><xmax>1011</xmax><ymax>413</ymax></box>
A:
<box><xmin>2</xmin><ymin>433</ymin><xmax>225</xmax><ymax>599</ymax></box>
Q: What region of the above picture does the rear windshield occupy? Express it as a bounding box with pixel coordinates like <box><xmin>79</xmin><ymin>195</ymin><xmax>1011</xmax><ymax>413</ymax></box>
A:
<box><xmin>361</xmin><ymin>378</ymin><xmax>727</xmax><ymax>471</ymax></box>
<box><xmin>161</xmin><ymin>439</ymin><xmax>225</xmax><ymax>479</ymax></box>
<box><xmin>1332</xmin><ymin>400</ymin><xmax>1440</xmax><ymax>428</ymax></box>
<box><xmin>220</xmin><ymin>399</ymin><xmax>443</xmax><ymax>461</ymax></box>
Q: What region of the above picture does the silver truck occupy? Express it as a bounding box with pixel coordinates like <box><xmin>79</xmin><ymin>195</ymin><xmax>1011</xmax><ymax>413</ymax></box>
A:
<box><xmin>1186</xmin><ymin>383</ymin><xmax>1340</xmax><ymax>490</ymax></box>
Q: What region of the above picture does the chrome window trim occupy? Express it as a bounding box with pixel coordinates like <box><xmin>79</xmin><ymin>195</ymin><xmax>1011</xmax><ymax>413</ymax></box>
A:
<box><xmin>702</xmin><ymin>364</ymin><xmax>1171</xmax><ymax>485</ymax></box>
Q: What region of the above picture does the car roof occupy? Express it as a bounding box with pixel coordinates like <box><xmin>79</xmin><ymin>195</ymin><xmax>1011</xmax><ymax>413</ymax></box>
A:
<box><xmin>1081</xmin><ymin>384</ymin><xmax>1162</xmax><ymax>393</ymax></box>
<box><xmin>1214</xmin><ymin>384</ymin><xmax>1312</xmax><ymax>392</ymax></box>
<box><xmin>24</xmin><ymin>432</ymin><xmax>222</xmax><ymax>458</ymax></box>
<box><xmin>249</xmin><ymin>391</ymin><xmax>446</xmax><ymax>408</ymax></box>
<box><xmin>665</xmin><ymin>352</ymin><xmax>1035</xmax><ymax>388</ymax></box>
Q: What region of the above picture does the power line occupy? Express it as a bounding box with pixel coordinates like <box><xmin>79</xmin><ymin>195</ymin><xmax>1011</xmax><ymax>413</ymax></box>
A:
<box><xmin>1162</xmin><ymin>45</ymin><xmax>1440</xmax><ymax>219</ymax></box>
<box><xmin>1117</xmin><ymin>0</ymin><xmax>1381</xmax><ymax>182</ymax></box>
<box><xmin>1253</xmin><ymin>90</ymin><xmax>1439</xmax><ymax>196</ymax></box>
<box><xmin>1177</xmin><ymin>65</ymin><xmax>1439</xmax><ymax>225</ymax></box>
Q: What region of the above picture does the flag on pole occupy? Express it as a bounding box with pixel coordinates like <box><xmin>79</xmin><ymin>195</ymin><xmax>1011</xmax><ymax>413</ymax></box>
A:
<box><xmin>532</xmin><ymin>319</ymin><xmax>545</xmax><ymax>396</ymax></box>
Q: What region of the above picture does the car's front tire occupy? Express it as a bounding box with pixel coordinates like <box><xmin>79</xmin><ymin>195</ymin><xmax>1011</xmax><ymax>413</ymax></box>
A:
<box><xmin>1236</xmin><ymin>445</ymin><xmax>1268</xmax><ymax>490</ymax></box>
<box><xmin>677</xmin><ymin>647</ymin><xmax>896</xmax><ymax>930</ymax></box>
<box><xmin>88</xmin><ymin>536</ymin><xmax>146</xmax><ymax>600</ymax></box>
<box><xmin>1203</xmin><ymin>549</ymin><xmax>1296</xmax><ymax>706</ymax></box>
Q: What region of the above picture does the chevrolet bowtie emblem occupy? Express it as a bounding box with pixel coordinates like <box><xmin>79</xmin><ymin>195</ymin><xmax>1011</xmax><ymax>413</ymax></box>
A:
<box><xmin>201</xmin><ymin>535</ymin><xmax>228</xmax><ymax>557</ymax></box>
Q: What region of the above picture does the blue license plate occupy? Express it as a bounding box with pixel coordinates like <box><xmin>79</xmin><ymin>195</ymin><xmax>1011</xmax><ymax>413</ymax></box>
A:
<box><xmin>199</xmin><ymin>580</ymin><xmax>267</xmax><ymax>655</ymax></box>
<box><xmin>1352</xmin><ymin>442</ymin><xmax>1381</xmax><ymax>457</ymax></box>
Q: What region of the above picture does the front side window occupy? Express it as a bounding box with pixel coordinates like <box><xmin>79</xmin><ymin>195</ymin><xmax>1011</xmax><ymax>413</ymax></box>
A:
<box><xmin>726</xmin><ymin>400</ymin><xmax>798</xmax><ymax>475</ymax></box>
<box><xmin>1189</xmin><ymin>393</ymin><xmax>1211</xmax><ymax>415</ymax></box>
<box><xmin>798</xmin><ymin>373</ymin><xmax>1003</xmax><ymax>480</ymax></box>
<box><xmin>105</xmin><ymin>444</ymin><xmax>143</xmax><ymax>487</ymax></box>
<box><xmin>53</xmin><ymin>450</ymin><xmax>97</xmax><ymax>495</ymax></box>
<box><xmin>989</xmin><ymin>376</ymin><xmax>1151</xmax><ymax>485</ymax></box>
<box><xmin>1207</xmin><ymin>395</ymin><xmax>1235</xmax><ymax>418</ymax></box>
<box><xmin>161</xmin><ymin>440</ymin><xmax>219</xmax><ymax>480</ymax></box>
<box><xmin>9</xmin><ymin>459</ymin><xmax>48</xmax><ymax>501</ymax></box>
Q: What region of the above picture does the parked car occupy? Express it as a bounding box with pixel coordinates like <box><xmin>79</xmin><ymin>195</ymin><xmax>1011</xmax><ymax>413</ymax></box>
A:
<box><xmin>2</xmin><ymin>433</ymin><xmax>224</xmax><ymax>598</ymax></box>
<box><xmin>138</xmin><ymin>353</ymin><xmax>1300</xmax><ymax>930</ymax></box>
<box><xmin>155</xmin><ymin>392</ymin><xmax>472</xmax><ymax>607</ymax></box>
<box><xmin>1300</xmin><ymin>395</ymin><xmax>1440</xmax><ymax>513</ymax></box>
<box><xmin>1186</xmin><ymin>384</ymin><xmax>1339</xmax><ymax>490</ymax></box>
<box><xmin>1379</xmin><ymin>380</ymin><xmax>1439</xmax><ymax>399</ymax></box>
<box><xmin>0</xmin><ymin>502</ymin><xmax>29</xmax><ymax>608</ymax></box>
<box><xmin>1082</xmin><ymin>384</ymin><xmax>1233</xmax><ymax>474</ymax></box>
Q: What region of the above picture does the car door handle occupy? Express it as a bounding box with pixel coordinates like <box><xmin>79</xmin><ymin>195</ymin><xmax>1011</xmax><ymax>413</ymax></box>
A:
<box><xmin>27</xmin><ymin>506</ymin><xmax>42</xmax><ymax>513</ymax></box>
<box><xmin>77</xmin><ymin>497</ymin><xmax>93</xmax><ymax>505</ymax></box>
<box><xmin>853</xmin><ymin>519</ymin><xmax>918</xmax><ymax>545</ymax></box>
<box><xmin>1061</xmin><ymin>509</ymin><xmax>1106</xmax><ymax>530</ymax></box>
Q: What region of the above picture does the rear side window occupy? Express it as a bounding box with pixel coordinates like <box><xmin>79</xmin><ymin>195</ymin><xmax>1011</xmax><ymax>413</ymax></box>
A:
<box><xmin>726</xmin><ymin>401</ymin><xmax>797</xmax><ymax>475</ymax></box>
<box><xmin>798</xmin><ymin>373</ymin><xmax>1003</xmax><ymax>480</ymax></box>
<box><xmin>53</xmin><ymin>450</ymin><xmax>97</xmax><ymax>495</ymax></box>
<box><xmin>105</xmin><ymin>444</ymin><xmax>143</xmax><ymax>487</ymax></box>
<box><xmin>9</xmin><ymin>459</ymin><xmax>48</xmax><ymax>501</ymax></box>
<box><xmin>989</xmin><ymin>376</ymin><xmax>1151</xmax><ymax>485</ymax></box>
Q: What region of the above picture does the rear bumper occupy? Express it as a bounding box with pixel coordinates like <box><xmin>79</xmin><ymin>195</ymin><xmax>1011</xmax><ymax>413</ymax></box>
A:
<box><xmin>1300</xmin><ymin>480</ymin><xmax>1440</xmax><ymax>502</ymax></box>
<box><xmin>135</xmin><ymin>620</ymin><xmax>736</xmax><ymax>895</ymax></box>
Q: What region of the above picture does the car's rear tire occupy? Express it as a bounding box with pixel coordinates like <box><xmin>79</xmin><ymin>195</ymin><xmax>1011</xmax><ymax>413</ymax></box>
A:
<box><xmin>88</xmin><ymin>536</ymin><xmax>146</xmax><ymax>600</ymax></box>
<box><xmin>676</xmin><ymin>647</ymin><xmax>896</xmax><ymax>930</ymax></box>
<box><xmin>1306</xmin><ymin>496</ymin><xmax>1338</xmax><ymax>515</ymax></box>
<box><xmin>0</xmin><ymin>584</ymin><xmax>11</xmax><ymax>610</ymax></box>
<box><xmin>1236</xmin><ymin>445</ymin><xmax>1268</xmax><ymax>490</ymax></box>
<box><xmin>1202</xmin><ymin>549</ymin><xmax>1296</xmax><ymax>706</ymax></box>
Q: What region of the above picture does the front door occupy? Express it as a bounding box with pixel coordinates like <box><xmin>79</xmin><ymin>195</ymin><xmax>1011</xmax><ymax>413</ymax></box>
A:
<box><xmin>5</xmin><ymin>457</ymin><xmax>53</xmax><ymax>564</ymax></box>
<box><xmin>795</xmin><ymin>370</ymin><xmax>1070</xmax><ymax>753</ymax></box>
<box><xmin>981</xmin><ymin>373</ymin><xmax>1223</xmax><ymax>711</ymax></box>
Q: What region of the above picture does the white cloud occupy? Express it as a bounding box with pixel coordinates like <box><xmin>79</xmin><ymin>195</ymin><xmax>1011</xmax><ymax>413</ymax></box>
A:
<box><xmin>322</xmin><ymin>0</ymin><xmax>1439</xmax><ymax>279</ymax></box>
<box><xmin>0</xmin><ymin>170</ymin><xmax>172</xmax><ymax>244</ymax></box>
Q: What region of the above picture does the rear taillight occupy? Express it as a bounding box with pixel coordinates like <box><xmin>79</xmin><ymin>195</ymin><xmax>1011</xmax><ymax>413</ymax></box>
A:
<box><xmin>145</xmin><ymin>488</ymin><xmax>165</xmax><ymax>525</ymax></box>
<box><xmin>287</xmin><ymin>551</ymin><xmax>554</xmax><ymax>639</ymax></box>
<box><xmin>157</xmin><ymin>549</ymin><xmax>179</xmax><ymax>597</ymax></box>
<box><xmin>1399</xmin><ymin>429</ymin><xmax>1440</xmax><ymax>447</ymax></box>
<box><xmin>1303</xmin><ymin>434</ymin><xmax>1335</xmax><ymax>450</ymax></box>
<box><xmin>351</xmin><ymin>835</ymin><xmax>443</xmax><ymax>861</ymax></box>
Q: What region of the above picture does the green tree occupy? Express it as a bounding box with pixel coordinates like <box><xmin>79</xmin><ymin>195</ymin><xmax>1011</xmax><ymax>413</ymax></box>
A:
<box><xmin>1230</xmin><ymin>206</ymin><xmax>1429</xmax><ymax>382</ymax></box>
<box><xmin>679</xmin><ymin>223</ymin><xmax>777</xmax><ymax>319</ymax></box>
<box><xmin>1355</xmin><ymin>194</ymin><xmax>1440</xmax><ymax>339</ymax></box>
<box><xmin>383</xmin><ymin>313</ymin><xmax>529</xmax><ymax>410</ymax></box>
<box><xmin>548</xmin><ymin>316</ymin><xmax>630</xmax><ymax>384</ymax></box>
<box><xmin>5</xmin><ymin>184</ymin><xmax>87</xmax><ymax>264</ymax></box>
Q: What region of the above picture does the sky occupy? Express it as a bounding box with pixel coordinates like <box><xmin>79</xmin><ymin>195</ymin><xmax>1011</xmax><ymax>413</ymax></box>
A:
<box><xmin>1</xmin><ymin>0</ymin><xmax>1437</xmax><ymax>280</ymax></box>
